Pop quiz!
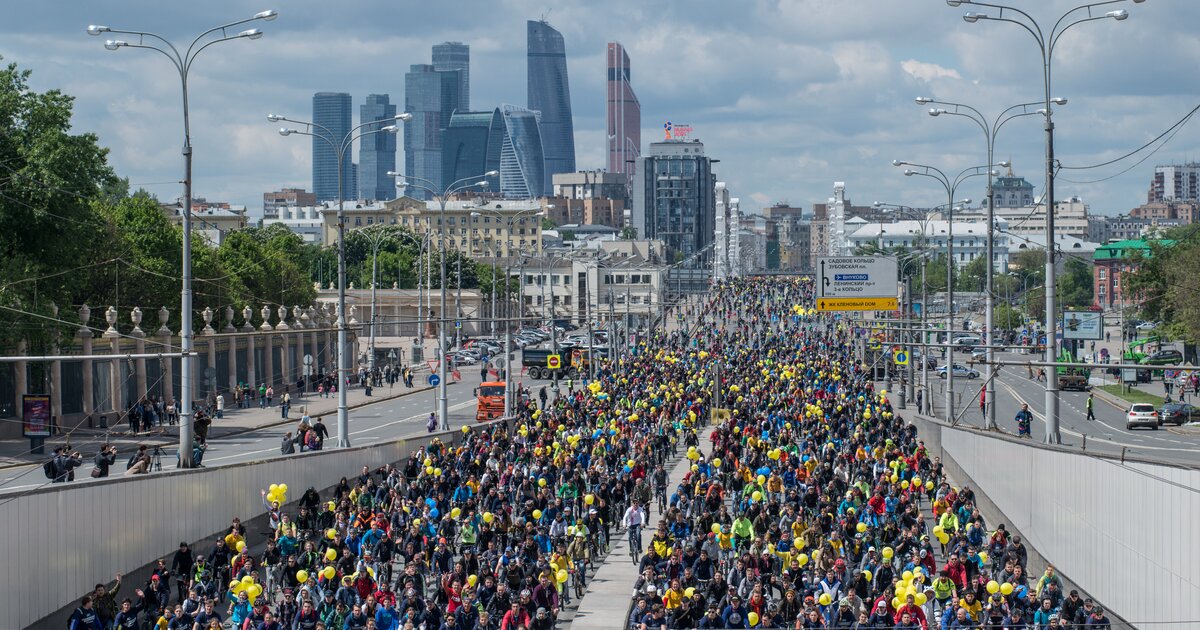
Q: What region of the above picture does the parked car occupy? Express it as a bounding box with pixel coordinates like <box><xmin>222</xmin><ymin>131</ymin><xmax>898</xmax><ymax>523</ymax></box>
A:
<box><xmin>952</xmin><ymin>335</ymin><xmax>981</xmax><ymax>349</ymax></box>
<box><xmin>1126</xmin><ymin>403</ymin><xmax>1159</xmax><ymax>430</ymax></box>
<box><xmin>1139</xmin><ymin>349</ymin><xmax>1182</xmax><ymax>366</ymax></box>
<box><xmin>969</xmin><ymin>347</ymin><xmax>988</xmax><ymax>362</ymax></box>
<box><xmin>1136</xmin><ymin>321</ymin><xmax>1160</xmax><ymax>331</ymax></box>
<box><xmin>936</xmin><ymin>363</ymin><xmax>979</xmax><ymax>379</ymax></box>
<box><xmin>1157</xmin><ymin>402</ymin><xmax>1200</xmax><ymax>426</ymax></box>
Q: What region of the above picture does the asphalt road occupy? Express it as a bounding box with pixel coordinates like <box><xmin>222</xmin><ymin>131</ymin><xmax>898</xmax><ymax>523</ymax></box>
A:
<box><xmin>926</xmin><ymin>349</ymin><xmax>1200</xmax><ymax>466</ymax></box>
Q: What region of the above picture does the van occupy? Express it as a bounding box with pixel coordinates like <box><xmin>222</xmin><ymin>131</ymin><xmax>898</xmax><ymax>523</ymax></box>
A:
<box><xmin>952</xmin><ymin>335</ymin><xmax>981</xmax><ymax>349</ymax></box>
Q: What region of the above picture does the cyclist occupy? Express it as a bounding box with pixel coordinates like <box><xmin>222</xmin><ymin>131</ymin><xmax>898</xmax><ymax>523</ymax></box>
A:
<box><xmin>623</xmin><ymin>500</ymin><xmax>647</xmax><ymax>562</ymax></box>
<box><xmin>652</xmin><ymin>465</ymin><xmax>668</xmax><ymax>515</ymax></box>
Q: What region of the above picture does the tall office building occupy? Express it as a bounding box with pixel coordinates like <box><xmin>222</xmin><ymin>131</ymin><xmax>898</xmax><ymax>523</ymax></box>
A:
<box><xmin>498</xmin><ymin>105</ymin><xmax>545</xmax><ymax>199</ymax></box>
<box><xmin>404</xmin><ymin>65</ymin><xmax>461</xmax><ymax>199</ymax></box>
<box><xmin>312</xmin><ymin>92</ymin><xmax>352</xmax><ymax>203</ymax></box>
<box><xmin>442</xmin><ymin>109</ymin><xmax>503</xmax><ymax>192</ymax></box>
<box><xmin>606</xmin><ymin>42</ymin><xmax>640</xmax><ymax>178</ymax></box>
<box><xmin>528</xmin><ymin>20</ymin><xmax>575</xmax><ymax>195</ymax></box>
<box><xmin>358</xmin><ymin>94</ymin><xmax>397</xmax><ymax>201</ymax></box>
<box><xmin>432</xmin><ymin>42</ymin><xmax>470</xmax><ymax>111</ymax></box>
<box><xmin>1150</xmin><ymin>164</ymin><xmax>1200</xmax><ymax>202</ymax></box>
<box><xmin>632</xmin><ymin>140</ymin><xmax>717</xmax><ymax>259</ymax></box>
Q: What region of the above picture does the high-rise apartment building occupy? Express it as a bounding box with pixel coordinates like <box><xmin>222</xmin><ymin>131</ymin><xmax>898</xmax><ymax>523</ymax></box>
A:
<box><xmin>404</xmin><ymin>65</ymin><xmax>461</xmax><ymax>199</ymax></box>
<box><xmin>1149</xmin><ymin>164</ymin><xmax>1200</xmax><ymax>202</ymax></box>
<box><xmin>631</xmin><ymin>140</ymin><xmax>717</xmax><ymax>259</ymax></box>
<box><xmin>432</xmin><ymin>42</ymin><xmax>470</xmax><ymax>111</ymax></box>
<box><xmin>358</xmin><ymin>94</ymin><xmax>397</xmax><ymax>201</ymax></box>
<box><xmin>528</xmin><ymin>20</ymin><xmax>575</xmax><ymax>195</ymax></box>
<box><xmin>312</xmin><ymin>92</ymin><xmax>352</xmax><ymax>203</ymax></box>
<box><xmin>606</xmin><ymin>42</ymin><xmax>640</xmax><ymax>178</ymax></box>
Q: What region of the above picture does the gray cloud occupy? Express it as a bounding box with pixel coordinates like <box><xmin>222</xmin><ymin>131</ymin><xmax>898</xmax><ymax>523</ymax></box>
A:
<box><xmin>1</xmin><ymin>0</ymin><xmax>1197</xmax><ymax>217</ymax></box>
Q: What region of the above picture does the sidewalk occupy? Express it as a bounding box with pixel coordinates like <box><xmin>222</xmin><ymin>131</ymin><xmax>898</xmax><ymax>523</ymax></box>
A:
<box><xmin>570</xmin><ymin>431</ymin><xmax>704</xmax><ymax>629</ymax></box>
<box><xmin>0</xmin><ymin>381</ymin><xmax>435</xmax><ymax>469</ymax></box>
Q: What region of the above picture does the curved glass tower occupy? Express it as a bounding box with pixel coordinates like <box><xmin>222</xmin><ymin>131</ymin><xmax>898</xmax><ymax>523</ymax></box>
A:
<box><xmin>442</xmin><ymin>109</ymin><xmax>503</xmax><ymax>191</ymax></box>
<box><xmin>499</xmin><ymin>105</ymin><xmax>545</xmax><ymax>200</ymax></box>
<box><xmin>527</xmin><ymin>20</ymin><xmax>574</xmax><ymax>196</ymax></box>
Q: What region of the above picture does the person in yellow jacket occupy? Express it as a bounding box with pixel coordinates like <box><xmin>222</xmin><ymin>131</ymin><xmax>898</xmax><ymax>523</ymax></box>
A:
<box><xmin>662</xmin><ymin>579</ymin><xmax>686</xmax><ymax>610</ymax></box>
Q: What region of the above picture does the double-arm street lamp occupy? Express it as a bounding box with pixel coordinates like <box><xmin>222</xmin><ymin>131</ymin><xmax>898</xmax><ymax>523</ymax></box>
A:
<box><xmin>88</xmin><ymin>9</ymin><xmax>277</xmax><ymax>468</ymax></box>
<box><xmin>893</xmin><ymin>161</ymin><xmax>1000</xmax><ymax>424</ymax></box>
<box><xmin>269</xmin><ymin>111</ymin><xmax>411</xmax><ymax>447</ymax></box>
<box><xmin>386</xmin><ymin>171</ymin><xmax>499</xmax><ymax>430</ymax></box>
<box><xmin>946</xmin><ymin>0</ymin><xmax>1144</xmax><ymax>442</ymax></box>
<box><xmin>914</xmin><ymin>97</ymin><xmax>1050</xmax><ymax>429</ymax></box>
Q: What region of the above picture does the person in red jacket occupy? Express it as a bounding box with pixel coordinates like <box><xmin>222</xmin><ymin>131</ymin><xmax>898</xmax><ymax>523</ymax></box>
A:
<box><xmin>942</xmin><ymin>555</ymin><xmax>968</xmax><ymax>590</ymax></box>
<box><xmin>893</xmin><ymin>594</ymin><xmax>928</xmax><ymax>630</ymax></box>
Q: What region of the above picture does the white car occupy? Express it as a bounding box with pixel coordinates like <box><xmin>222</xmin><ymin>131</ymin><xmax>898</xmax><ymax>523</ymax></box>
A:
<box><xmin>936</xmin><ymin>363</ymin><xmax>979</xmax><ymax>379</ymax></box>
<box><xmin>1126</xmin><ymin>403</ymin><xmax>1159</xmax><ymax>430</ymax></box>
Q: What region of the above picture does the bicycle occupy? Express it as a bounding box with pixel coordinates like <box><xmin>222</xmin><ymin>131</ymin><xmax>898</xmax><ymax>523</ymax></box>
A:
<box><xmin>628</xmin><ymin>524</ymin><xmax>643</xmax><ymax>564</ymax></box>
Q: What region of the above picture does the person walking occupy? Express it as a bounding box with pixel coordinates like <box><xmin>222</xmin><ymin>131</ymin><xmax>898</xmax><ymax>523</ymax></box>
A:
<box><xmin>1015</xmin><ymin>403</ymin><xmax>1033</xmax><ymax>438</ymax></box>
<box><xmin>281</xmin><ymin>392</ymin><xmax>291</xmax><ymax>419</ymax></box>
<box><xmin>1086</xmin><ymin>393</ymin><xmax>1095</xmax><ymax>421</ymax></box>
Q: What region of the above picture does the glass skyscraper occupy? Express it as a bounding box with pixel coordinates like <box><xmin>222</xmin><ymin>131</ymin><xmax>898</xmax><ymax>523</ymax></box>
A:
<box><xmin>432</xmin><ymin>42</ymin><xmax>470</xmax><ymax>112</ymax></box>
<box><xmin>527</xmin><ymin>20</ymin><xmax>575</xmax><ymax>196</ymax></box>
<box><xmin>499</xmin><ymin>105</ymin><xmax>545</xmax><ymax>200</ymax></box>
<box><xmin>404</xmin><ymin>65</ymin><xmax>461</xmax><ymax>199</ymax></box>
<box><xmin>607</xmin><ymin>42</ymin><xmax>640</xmax><ymax>178</ymax></box>
<box><xmin>358</xmin><ymin>94</ymin><xmax>397</xmax><ymax>201</ymax></box>
<box><xmin>312</xmin><ymin>92</ymin><xmax>352</xmax><ymax>203</ymax></box>
<box><xmin>442</xmin><ymin>109</ymin><xmax>503</xmax><ymax>192</ymax></box>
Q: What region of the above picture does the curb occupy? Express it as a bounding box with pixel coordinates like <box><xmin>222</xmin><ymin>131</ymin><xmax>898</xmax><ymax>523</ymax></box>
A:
<box><xmin>0</xmin><ymin>383</ymin><xmax>443</xmax><ymax>470</ymax></box>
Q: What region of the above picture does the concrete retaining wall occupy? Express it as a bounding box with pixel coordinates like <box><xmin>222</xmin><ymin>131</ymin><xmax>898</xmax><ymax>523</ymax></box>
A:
<box><xmin>914</xmin><ymin>415</ymin><xmax>1198</xmax><ymax>628</ymax></box>
<box><xmin>2</xmin><ymin>427</ymin><xmax>465</xmax><ymax>629</ymax></box>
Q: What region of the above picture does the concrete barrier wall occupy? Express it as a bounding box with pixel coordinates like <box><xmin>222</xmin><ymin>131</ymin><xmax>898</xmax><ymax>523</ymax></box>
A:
<box><xmin>1</xmin><ymin>428</ymin><xmax>465</xmax><ymax>630</ymax></box>
<box><xmin>941</xmin><ymin>428</ymin><xmax>1200</xmax><ymax>628</ymax></box>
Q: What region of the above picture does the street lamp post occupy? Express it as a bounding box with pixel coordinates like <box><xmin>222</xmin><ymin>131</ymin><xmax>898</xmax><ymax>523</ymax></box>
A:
<box><xmin>949</xmin><ymin>0</ymin><xmax>1143</xmax><ymax>441</ymax></box>
<box><xmin>270</xmin><ymin>112</ymin><xmax>410</xmax><ymax>446</ymax></box>
<box><xmin>916</xmin><ymin>96</ymin><xmax>1049</xmax><ymax>429</ymax></box>
<box><xmin>89</xmin><ymin>9</ymin><xmax>277</xmax><ymax>467</ymax></box>
<box><xmin>387</xmin><ymin>171</ymin><xmax>499</xmax><ymax>429</ymax></box>
<box><xmin>893</xmin><ymin>161</ymin><xmax>999</xmax><ymax>424</ymax></box>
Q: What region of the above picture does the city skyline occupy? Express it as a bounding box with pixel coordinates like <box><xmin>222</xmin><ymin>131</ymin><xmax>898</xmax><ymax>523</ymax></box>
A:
<box><xmin>7</xmin><ymin>1</ymin><xmax>1200</xmax><ymax>217</ymax></box>
<box><xmin>527</xmin><ymin>19</ymin><xmax>576</xmax><ymax>196</ymax></box>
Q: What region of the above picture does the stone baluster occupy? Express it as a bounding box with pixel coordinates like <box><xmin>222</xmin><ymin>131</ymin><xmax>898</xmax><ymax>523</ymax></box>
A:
<box><xmin>158</xmin><ymin>306</ymin><xmax>174</xmax><ymax>407</ymax></box>
<box><xmin>130</xmin><ymin>307</ymin><xmax>147</xmax><ymax>403</ymax></box>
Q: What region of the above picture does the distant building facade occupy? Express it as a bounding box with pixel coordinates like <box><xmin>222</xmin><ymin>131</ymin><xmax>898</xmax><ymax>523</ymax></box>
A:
<box><xmin>263</xmin><ymin>188</ymin><xmax>316</xmax><ymax>221</ymax></box>
<box><xmin>1149</xmin><ymin>164</ymin><xmax>1200</xmax><ymax>202</ymax></box>
<box><xmin>404</xmin><ymin>64</ymin><xmax>462</xmax><ymax>200</ymax></box>
<box><xmin>432</xmin><ymin>42</ymin><xmax>470</xmax><ymax>111</ymax></box>
<box><xmin>542</xmin><ymin>171</ymin><xmax>628</xmax><ymax>228</ymax></box>
<box><xmin>631</xmin><ymin>140</ymin><xmax>717</xmax><ymax>260</ymax></box>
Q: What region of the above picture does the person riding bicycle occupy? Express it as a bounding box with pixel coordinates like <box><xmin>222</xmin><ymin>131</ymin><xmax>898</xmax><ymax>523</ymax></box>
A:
<box><xmin>623</xmin><ymin>500</ymin><xmax>647</xmax><ymax>558</ymax></box>
<box><xmin>1014</xmin><ymin>404</ymin><xmax>1033</xmax><ymax>438</ymax></box>
<box><xmin>652</xmin><ymin>465</ymin><xmax>668</xmax><ymax>513</ymax></box>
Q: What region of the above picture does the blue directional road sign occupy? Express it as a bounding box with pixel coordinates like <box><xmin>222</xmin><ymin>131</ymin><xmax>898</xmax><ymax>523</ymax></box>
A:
<box><xmin>893</xmin><ymin>349</ymin><xmax>910</xmax><ymax>365</ymax></box>
<box><xmin>427</xmin><ymin>374</ymin><xmax>440</xmax><ymax>386</ymax></box>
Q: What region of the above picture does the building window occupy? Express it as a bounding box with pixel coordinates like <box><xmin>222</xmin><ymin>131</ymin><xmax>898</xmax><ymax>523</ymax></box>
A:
<box><xmin>367</xmin><ymin>217</ymin><xmax>374</xmax><ymax>225</ymax></box>
<box><xmin>1098</xmin><ymin>268</ymin><xmax>1106</xmax><ymax>280</ymax></box>
<box><xmin>354</xmin><ymin>217</ymin><xmax>362</xmax><ymax>226</ymax></box>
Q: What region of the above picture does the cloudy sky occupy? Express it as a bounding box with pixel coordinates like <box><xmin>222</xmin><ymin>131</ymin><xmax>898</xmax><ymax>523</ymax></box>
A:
<box><xmin>4</xmin><ymin>0</ymin><xmax>1198</xmax><ymax>218</ymax></box>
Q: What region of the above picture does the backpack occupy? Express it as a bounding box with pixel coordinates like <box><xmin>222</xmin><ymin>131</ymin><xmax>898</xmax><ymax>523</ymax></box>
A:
<box><xmin>42</xmin><ymin>457</ymin><xmax>56</xmax><ymax>480</ymax></box>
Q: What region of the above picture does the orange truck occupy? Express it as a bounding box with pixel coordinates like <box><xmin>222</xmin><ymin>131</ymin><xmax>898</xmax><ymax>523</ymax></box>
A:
<box><xmin>474</xmin><ymin>381</ymin><xmax>506</xmax><ymax>422</ymax></box>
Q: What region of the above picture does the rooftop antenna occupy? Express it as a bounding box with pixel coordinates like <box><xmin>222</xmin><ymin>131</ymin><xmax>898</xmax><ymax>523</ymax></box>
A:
<box><xmin>539</xmin><ymin>10</ymin><xmax>552</xmax><ymax>24</ymax></box>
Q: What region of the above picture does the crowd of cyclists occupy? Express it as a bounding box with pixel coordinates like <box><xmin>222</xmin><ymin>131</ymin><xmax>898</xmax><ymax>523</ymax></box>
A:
<box><xmin>64</xmin><ymin>277</ymin><xmax>1113</xmax><ymax>630</ymax></box>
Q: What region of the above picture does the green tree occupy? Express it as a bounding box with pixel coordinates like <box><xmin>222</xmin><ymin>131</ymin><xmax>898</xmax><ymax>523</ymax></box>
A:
<box><xmin>0</xmin><ymin>58</ymin><xmax>119</xmax><ymax>350</ymax></box>
<box><xmin>1058</xmin><ymin>258</ymin><xmax>1094</xmax><ymax>308</ymax></box>
<box><xmin>993</xmin><ymin>303</ymin><xmax>1023</xmax><ymax>330</ymax></box>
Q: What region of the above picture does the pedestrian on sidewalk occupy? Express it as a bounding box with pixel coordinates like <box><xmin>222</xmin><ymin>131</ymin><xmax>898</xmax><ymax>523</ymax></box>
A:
<box><xmin>258</xmin><ymin>383</ymin><xmax>267</xmax><ymax>408</ymax></box>
<box><xmin>215</xmin><ymin>393</ymin><xmax>225</xmax><ymax>419</ymax></box>
<box><xmin>266</xmin><ymin>385</ymin><xmax>275</xmax><ymax>407</ymax></box>
<box><xmin>1016</xmin><ymin>403</ymin><xmax>1033</xmax><ymax>438</ymax></box>
<box><xmin>281</xmin><ymin>392</ymin><xmax>291</xmax><ymax>419</ymax></box>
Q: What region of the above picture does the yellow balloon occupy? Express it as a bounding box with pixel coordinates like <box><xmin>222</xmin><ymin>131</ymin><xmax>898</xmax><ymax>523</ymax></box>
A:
<box><xmin>978</xmin><ymin>551</ymin><xmax>989</xmax><ymax>563</ymax></box>
<box><xmin>819</xmin><ymin>593</ymin><xmax>832</xmax><ymax>606</ymax></box>
<box><xmin>532</xmin><ymin>509</ymin><xmax>542</xmax><ymax>520</ymax></box>
<box><xmin>751</xmin><ymin>491</ymin><xmax>763</xmax><ymax>502</ymax></box>
<box><xmin>684</xmin><ymin>587</ymin><xmax>695</xmax><ymax>598</ymax></box>
<box><xmin>748</xmin><ymin>611</ymin><xmax>760</xmax><ymax>626</ymax></box>
<box><xmin>323</xmin><ymin>566</ymin><xmax>336</xmax><ymax>580</ymax></box>
<box><xmin>1000</xmin><ymin>582</ymin><xmax>1014</xmax><ymax>596</ymax></box>
<box><xmin>326</xmin><ymin>529</ymin><xmax>337</xmax><ymax>540</ymax></box>
<box><xmin>912</xmin><ymin>476</ymin><xmax>922</xmax><ymax>487</ymax></box>
<box><xmin>424</xmin><ymin>458</ymin><xmax>432</xmax><ymax>467</ymax></box>
<box><xmin>856</xmin><ymin>523</ymin><xmax>867</xmax><ymax>533</ymax></box>
<box><xmin>269</xmin><ymin>484</ymin><xmax>280</xmax><ymax>494</ymax></box>
<box><xmin>538</xmin><ymin>478</ymin><xmax>547</xmax><ymax>487</ymax></box>
<box><xmin>326</xmin><ymin>548</ymin><xmax>337</xmax><ymax>561</ymax></box>
<box><xmin>279</xmin><ymin>484</ymin><xmax>288</xmax><ymax>494</ymax></box>
<box><xmin>987</xmin><ymin>580</ymin><xmax>1000</xmax><ymax>594</ymax></box>
<box><xmin>236</xmin><ymin>541</ymin><xmax>246</xmax><ymax>553</ymax></box>
<box><xmin>798</xmin><ymin>553</ymin><xmax>809</xmax><ymax>567</ymax></box>
<box><xmin>882</xmin><ymin>547</ymin><xmax>894</xmax><ymax>560</ymax></box>
<box><xmin>296</xmin><ymin>570</ymin><xmax>309</xmax><ymax>583</ymax></box>
<box><xmin>712</xmin><ymin>458</ymin><xmax>722</xmax><ymax>468</ymax></box>
<box><xmin>468</xmin><ymin>574</ymin><xmax>478</xmax><ymax>587</ymax></box>
<box><xmin>483</xmin><ymin>512</ymin><xmax>495</xmax><ymax>524</ymax></box>
<box><xmin>425</xmin><ymin>466</ymin><xmax>434</xmax><ymax>475</ymax></box>
<box><xmin>864</xmin><ymin>570</ymin><xmax>873</xmax><ymax>583</ymax></box>
<box><xmin>434</xmin><ymin>468</ymin><xmax>442</xmax><ymax>477</ymax></box>
<box><xmin>450</xmin><ymin>507</ymin><xmax>462</xmax><ymax>519</ymax></box>
<box><xmin>584</xmin><ymin>494</ymin><xmax>595</xmax><ymax>505</ymax></box>
<box><xmin>241</xmin><ymin>575</ymin><xmax>255</xmax><ymax>585</ymax></box>
<box><xmin>902</xmin><ymin>570</ymin><xmax>913</xmax><ymax>582</ymax></box>
<box><xmin>556</xmin><ymin>569</ymin><xmax>568</xmax><ymax>584</ymax></box>
<box><xmin>915</xmin><ymin>592</ymin><xmax>928</xmax><ymax>606</ymax></box>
